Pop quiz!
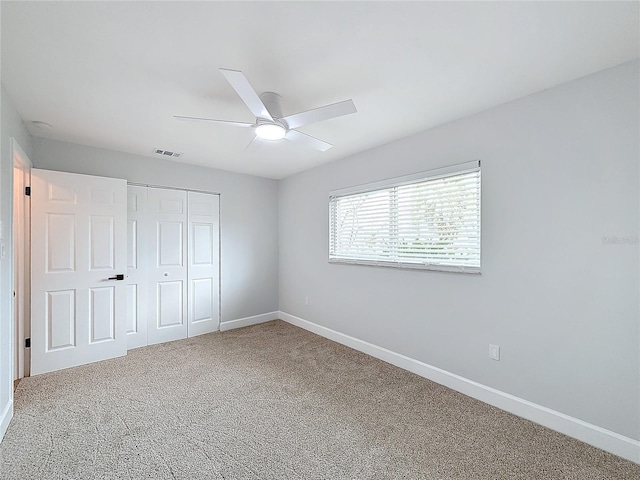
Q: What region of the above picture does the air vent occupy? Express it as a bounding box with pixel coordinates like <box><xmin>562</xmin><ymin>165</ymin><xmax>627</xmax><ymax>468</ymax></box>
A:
<box><xmin>154</xmin><ymin>148</ymin><xmax>182</xmax><ymax>158</ymax></box>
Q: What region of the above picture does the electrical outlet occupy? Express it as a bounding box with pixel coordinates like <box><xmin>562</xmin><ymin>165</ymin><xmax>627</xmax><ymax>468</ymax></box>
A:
<box><xmin>304</xmin><ymin>296</ymin><xmax>309</xmax><ymax>306</ymax></box>
<box><xmin>489</xmin><ymin>344</ymin><xmax>500</xmax><ymax>361</ymax></box>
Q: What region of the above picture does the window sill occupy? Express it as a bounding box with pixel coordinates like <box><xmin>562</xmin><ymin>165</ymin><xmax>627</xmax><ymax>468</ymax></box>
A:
<box><xmin>328</xmin><ymin>258</ymin><xmax>481</xmax><ymax>274</ymax></box>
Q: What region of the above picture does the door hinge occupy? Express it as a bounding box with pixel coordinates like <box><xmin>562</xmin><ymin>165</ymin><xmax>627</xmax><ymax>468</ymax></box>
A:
<box><xmin>25</xmin><ymin>186</ymin><xmax>31</xmax><ymax>196</ymax></box>
<box><xmin>25</xmin><ymin>338</ymin><xmax>31</xmax><ymax>348</ymax></box>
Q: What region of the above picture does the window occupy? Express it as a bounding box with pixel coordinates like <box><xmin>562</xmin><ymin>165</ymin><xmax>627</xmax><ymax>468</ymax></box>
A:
<box><xmin>329</xmin><ymin>161</ymin><xmax>481</xmax><ymax>273</ymax></box>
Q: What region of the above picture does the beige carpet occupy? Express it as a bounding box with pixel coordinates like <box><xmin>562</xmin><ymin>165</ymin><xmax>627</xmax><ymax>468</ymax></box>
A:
<box><xmin>0</xmin><ymin>320</ymin><xmax>638</xmax><ymax>479</ymax></box>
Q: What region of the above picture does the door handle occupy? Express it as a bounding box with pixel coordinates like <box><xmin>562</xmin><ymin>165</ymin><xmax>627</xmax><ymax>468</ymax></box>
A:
<box><xmin>107</xmin><ymin>274</ymin><xmax>125</xmax><ymax>281</ymax></box>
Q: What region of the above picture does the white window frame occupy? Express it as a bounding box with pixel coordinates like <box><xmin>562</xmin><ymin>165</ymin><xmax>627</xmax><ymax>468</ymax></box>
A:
<box><xmin>328</xmin><ymin>160</ymin><xmax>481</xmax><ymax>274</ymax></box>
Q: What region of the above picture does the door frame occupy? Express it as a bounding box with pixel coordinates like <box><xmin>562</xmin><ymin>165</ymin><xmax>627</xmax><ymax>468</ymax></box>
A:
<box><xmin>12</xmin><ymin>138</ymin><xmax>32</xmax><ymax>382</ymax></box>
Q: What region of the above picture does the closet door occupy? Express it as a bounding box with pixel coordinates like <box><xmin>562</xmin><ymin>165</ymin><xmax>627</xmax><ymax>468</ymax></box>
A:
<box><xmin>126</xmin><ymin>186</ymin><xmax>148</xmax><ymax>349</ymax></box>
<box><xmin>188</xmin><ymin>192</ymin><xmax>220</xmax><ymax>337</ymax></box>
<box><xmin>147</xmin><ymin>188</ymin><xmax>188</xmax><ymax>345</ymax></box>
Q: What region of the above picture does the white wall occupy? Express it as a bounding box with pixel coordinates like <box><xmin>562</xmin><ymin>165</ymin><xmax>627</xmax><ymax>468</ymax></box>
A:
<box><xmin>2</xmin><ymin>60</ymin><xmax>638</xmax><ymax>459</ymax></box>
<box><xmin>32</xmin><ymin>138</ymin><xmax>279</xmax><ymax>324</ymax></box>
<box><xmin>279</xmin><ymin>60</ymin><xmax>639</xmax><ymax>441</ymax></box>
<box><xmin>0</xmin><ymin>84</ymin><xmax>33</xmax><ymax>440</ymax></box>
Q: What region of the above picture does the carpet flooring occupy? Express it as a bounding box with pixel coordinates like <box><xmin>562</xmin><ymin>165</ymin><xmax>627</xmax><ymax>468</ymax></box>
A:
<box><xmin>0</xmin><ymin>320</ymin><xmax>638</xmax><ymax>479</ymax></box>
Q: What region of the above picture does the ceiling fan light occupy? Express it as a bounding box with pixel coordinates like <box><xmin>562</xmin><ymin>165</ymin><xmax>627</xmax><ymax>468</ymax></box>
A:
<box><xmin>255</xmin><ymin>123</ymin><xmax>286</xmax><ymax>140</ymax></box>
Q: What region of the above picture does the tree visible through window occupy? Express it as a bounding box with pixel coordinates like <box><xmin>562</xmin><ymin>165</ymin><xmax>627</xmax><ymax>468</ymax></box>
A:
<box><xmin>329</xmin><ymin>162</ymin><xmax>481</xmax><ymax>272</ymax></box>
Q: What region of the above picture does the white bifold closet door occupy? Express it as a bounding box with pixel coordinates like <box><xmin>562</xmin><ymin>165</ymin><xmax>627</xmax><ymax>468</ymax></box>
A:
<box><xmin>186</xmin><ymin>191</ymin><xmax>220</xmax><ymax>337</ymax></box>
<box><xmin>126</xmin><ymin>186</ymin><xmax>148</xmax><ymax>349</ymax></box>
<box><xmin>126</xmin><ymin>186</ymin><xmax>220</xmax><ymax>349</ymax></box>
<box><xmin>31</xmin><ymin>169</ymin><xmax>128</xmax><ymax>375</ymax></box>
<box><xmin>147</xmin><ymin>187</ymin><xmax>189</xmax><ymax>345</ymax></box>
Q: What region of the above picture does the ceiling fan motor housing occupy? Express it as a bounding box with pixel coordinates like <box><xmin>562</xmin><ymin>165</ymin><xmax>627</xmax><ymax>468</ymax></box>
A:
<box><xmin>257</xmin><ymin>92</ymin><xmax>288</xmax><ymax>138</ymax></box>
<box><xmin>259</xmin><ymin>92</ymin><xmax>283</xmax><ymax>120</ymax></box>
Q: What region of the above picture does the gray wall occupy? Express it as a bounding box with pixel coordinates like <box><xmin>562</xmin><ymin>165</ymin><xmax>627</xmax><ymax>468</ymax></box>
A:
<box><xmin>279</xmin><ymin>60</ymin><xmax>640</xmax><ymax>440</ymax></box>
<box><xmin>0</xmin><ymin>84</ymin><xmax>33</xmax><ymax>435</ymax></box>
<box><xmin>32</xmin><ymin>138</ymin><xmax>279</xmax><ymax>323</ymax></box>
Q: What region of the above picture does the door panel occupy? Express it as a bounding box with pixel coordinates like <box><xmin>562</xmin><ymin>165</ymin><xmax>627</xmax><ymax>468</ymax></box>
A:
<box><xmin>46</xmin><ymin>213</ymin><xmax>75</xmax><ymax>272</ymax></box>
<box><xmin>47</xmin><ymin>181</ymin><xmax>76</xmax><ymax>203</ymax></box>
<box><xmin>46</xmin><ymin>290</ymin><xmax>75</xmax><ymax>350</ymax></box>
<box><xmin>193</xmin><ymin>224</ymin><xmax>213</xmax><ymax>264</ymax></box>
<box><xmin>158</xmin><ymin>281</ymin><xmax>184</xmax><ymax>327</ymax></box>
<box><xmin>147</xmin><ymin>188</ymin><xmax>188</xmax><ymax>345</ymax></box>
<box><xmin>192</xmin><ymin>278</ymin><xmax>213</xmax><ymax>323</ymax></box>
<box><xmin>126</xmin><ymin>285</ymin><xmax>137</xmax><ymax>332</ymax></box>
<box><xmin>89</xmin><ymin>216</ymin><xmax>114</xmax><ymax>270</ymax></box>
<box><xmin>31</xmin><ymin>169</ymin><xmax>127</xmax><ymax>375</ymax></box>
<box><xmin>187</xmin><ymin>192</ymin><xmax>220</xmax><ymax>337</ymax></box>
<box><xmin>127</xmin><ymin>220</ymin><xmax>138</xmax><ymax>269</ymax></box>
<box><xmin>159</xmin><ymin>198</ymin><xmax>184</xmax><ymax>214</ymax></box>
<box><xmin>90</xmin><ymin>187</ymin><xmax>116</xmax><ymax>206</ymax></box>
<box><xmin>126</xmin><ymin>186</ymin><xmax>148</xmax><ymax>349</ymax></box>
<box><xmin>89</xmin><ymin>286</ymin><xmax>115</xmax><ymax>343</ymax></box>
<box><xmin>158</xmin><ymin>222</ymin><xmax>183</xmax><ymax>266</ymax></box>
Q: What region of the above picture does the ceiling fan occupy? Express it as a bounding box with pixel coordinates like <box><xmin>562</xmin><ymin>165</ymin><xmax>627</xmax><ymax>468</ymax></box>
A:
<box><xmin>175</xmin><ymin>69</ymin><xmax>357</xmax><ymax>152</ymax></box>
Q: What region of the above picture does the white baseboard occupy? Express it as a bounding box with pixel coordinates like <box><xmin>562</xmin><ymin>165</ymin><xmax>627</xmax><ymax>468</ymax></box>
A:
<box><xmin>278</xmin><ymin>311</ymin><xmax>640</xmax><ymax>464</ymax></box>
<box><xmin>220</xmin><ymin>311</ymin><xmax>279</xmax><ymax>332</ymax></box>
<box><xmin>0</xmin><ymin>399</ymin><xmax>12</xmax><ymax>443</ymax></box>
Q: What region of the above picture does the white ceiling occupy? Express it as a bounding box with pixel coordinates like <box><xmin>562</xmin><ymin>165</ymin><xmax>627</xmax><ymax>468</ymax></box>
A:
<box><xmin>2</xmin><ymin>1</ymin><xmax>638</xmax><ymax>179</ymax></box>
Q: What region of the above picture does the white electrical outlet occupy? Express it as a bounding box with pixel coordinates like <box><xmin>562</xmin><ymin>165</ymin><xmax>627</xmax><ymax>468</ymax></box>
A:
<box><xmin>304</xmin><ymin>296</ymin><xmax>310</xmax><ymax>306</ymax></box>
<box><xmin>489</xmin><ymin>344</ymin><xmax>500</xmax><ymax>361</ymax></box>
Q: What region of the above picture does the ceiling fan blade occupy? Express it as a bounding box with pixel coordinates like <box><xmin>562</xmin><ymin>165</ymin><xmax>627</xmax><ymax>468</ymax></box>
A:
<box><xmin>220</xmin><ymin>68</ymin><xmax>273</xmax><ymax>121</ymax></box>
<box><xmin>174</xmin><ymin>115</ymin><xmax>253</xmax><ymax>127</ymax></box>
<box><xmin>285</xmin><ymin>129</ymin><xmax>333</xmax><ymax>152</ymax></box>
<box><xmin>281</xmin><ymin>99</ymin><xmax>356</xmax><ymax>129</ymax></box>
<box><xmin>243</xmin><ymin>135</ymin><xmax>263</xmax><ymax>154</ymax></box>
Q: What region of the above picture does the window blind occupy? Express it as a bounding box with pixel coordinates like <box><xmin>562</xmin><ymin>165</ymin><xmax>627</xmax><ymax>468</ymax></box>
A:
<box><xmin>329</xmin><ymin>163</ymin><xmax>481</xmax><ymax>273</ymax></box>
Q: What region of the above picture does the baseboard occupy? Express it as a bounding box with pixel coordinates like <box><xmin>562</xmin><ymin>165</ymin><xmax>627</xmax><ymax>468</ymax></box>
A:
<box><xmin>278</xmin><ymin>311</ymin><xmax>640</xmax><ymax>464</ymax></box>
<box><xmin>220</xmin><ymin>311</ymin><xmax>279</xmax><ymax>332</ymax></box>
<box><xmin>0</xmin><ymin>399</ymin><xmax>12</xmax><ymax>443</ymax></box>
